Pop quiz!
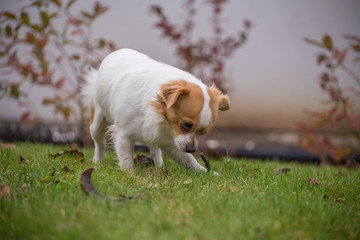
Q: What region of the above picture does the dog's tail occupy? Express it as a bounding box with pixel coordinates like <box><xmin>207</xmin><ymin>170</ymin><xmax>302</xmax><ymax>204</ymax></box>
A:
<box><xmin>80</xmin><ymin>68</ymin><xmax>98</xmax><ymax>108</ymax></box>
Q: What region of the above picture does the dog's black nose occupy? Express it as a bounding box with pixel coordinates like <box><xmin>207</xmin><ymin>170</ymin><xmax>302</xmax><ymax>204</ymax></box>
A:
<box><xmin>185</xmin><ymin>145</ymin><xmax>196</xmax><ymax>153</ymax></box>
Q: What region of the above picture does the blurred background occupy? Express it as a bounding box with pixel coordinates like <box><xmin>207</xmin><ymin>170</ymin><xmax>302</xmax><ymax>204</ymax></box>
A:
<box><xmin>0</xmin><ymin>0</ymin><xmax>359</xmax><ymax>164</ymax></box>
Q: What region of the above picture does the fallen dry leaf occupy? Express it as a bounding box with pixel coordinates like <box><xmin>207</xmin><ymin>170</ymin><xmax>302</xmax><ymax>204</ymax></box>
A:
<box><xmin>80</xmin><ymin>167</ymin><xmax>142</xmax><ymax>202</ymax></box>
<box><xmin>51</xmin><ymin>168</ymin><xmax>56</xmax><ymax>177</ymax></box>
<box><xmin>0</xmin><ymin>143</ymin><xmax>16</xmax><ymax>149</ymax></box>
<box><xmin>20</xmin><ymin>183</ymin><xmax>31</xmax><ymax>193</ymax></box>
<box><xmin>134</xmin><ymin>155</ymin><xmax>154</xmax><ymax>166</ymax></box>
<box><xmin>162</xmin><ymin>166</ymin><xmax>169</xmax><ymax>176</ymax></box>
<box><xmin>334</xmin><ymin>189</ymin><xmax>344</xmax><ymax>203</ymax></box>
<box><xmin>0</xmin><ymin>183</ymin><xmax>11</xmax><ymax>198</ymax></box>
<box><xmin>200</xmin><ymin>152</ymin><xmax>211</xmax><ymax>172</ymax></box>
<box><xmin>80</xmin><ymin>167</ymin><xmax>102</xmax><ymax>197</ymax></box>
<box><xmin>61</xmin><ymin>165</ymin><xmax>71</xmax><ymax>173</ymax></box>
<box><xmin>50</xmin><ymin>149</ymin><xmax>85</xmax><ymax>164</ymax></box>
<box><xmin>274</xmin><ymin>167</ymin><xmax>290</xmax><ymax>174</ymax></box>
<box><xmin>19</xmin><ymin>155</ymin><xmax>26</xmax><ymax>164</ymax></box>
<box><xmin>307</xmin><ymin>178</ymin><xmax>320</xmax><ymax>186</ymax></box>
<box><xmin>46</xmin><ymin>180</ymin><xmax>60</xmax><ymax>187</ymax></box>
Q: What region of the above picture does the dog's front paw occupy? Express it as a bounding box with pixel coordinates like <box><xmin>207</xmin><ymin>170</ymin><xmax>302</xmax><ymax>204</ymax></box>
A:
<box><xmin>93</xmin><ymin>157</ymin><xmax>101</xmax><ymax>163</ymax></box>
<box><xmin>211</xmin><ymin>171</ymin><xmax>219</xmax><ymax>176</ymax></box>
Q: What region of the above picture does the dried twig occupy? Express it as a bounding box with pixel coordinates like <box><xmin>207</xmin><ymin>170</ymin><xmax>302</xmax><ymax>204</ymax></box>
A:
<box><xmin>200</xmin><ymin>152</ymin><xmax>211</xmax><ymax>172</ymax></box>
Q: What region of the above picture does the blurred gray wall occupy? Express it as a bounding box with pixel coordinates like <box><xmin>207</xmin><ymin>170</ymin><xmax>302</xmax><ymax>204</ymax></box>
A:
<box><xmin>0</xmin><ymin>0</ymin><xmax>359</xmax><ymax>132</ymax></box>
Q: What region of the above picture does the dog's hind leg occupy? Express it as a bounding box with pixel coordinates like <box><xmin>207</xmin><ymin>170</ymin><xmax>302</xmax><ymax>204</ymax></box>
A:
<box><xmin>150</xmin><ymin>146</ymin><xmax>163</xmax><ymax>167</ymax></box>
<box><xmin>90</xmin><ymin>101</ymin><xmax>109</xmax><ymax>163</ymax></box>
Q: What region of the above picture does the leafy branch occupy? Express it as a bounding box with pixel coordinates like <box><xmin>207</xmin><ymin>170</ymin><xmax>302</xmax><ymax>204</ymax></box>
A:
<box><xmin>299</xmin><ymin>34</ymin><xmax>360</xmax><ymax>164</ymax></box>
<box><xmin>0</xmin><ymin>0</ymin><xmax>116</xmax><ymax>144</ymax></box>
<box><xmin>150</xmin><ymin>0</ymin><xmax>251</xmax><ymax>93</ymax></box>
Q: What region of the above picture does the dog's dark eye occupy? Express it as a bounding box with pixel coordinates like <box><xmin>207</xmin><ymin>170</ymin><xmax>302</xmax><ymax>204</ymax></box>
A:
<box><xmin>181</xmin><ymin>121</ymin><xmax>193</xmax><ymax>132</ymax></box>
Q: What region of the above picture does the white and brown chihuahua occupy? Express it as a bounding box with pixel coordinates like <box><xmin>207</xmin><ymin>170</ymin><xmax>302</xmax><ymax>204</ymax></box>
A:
<box><xmin>81</xmin><ymin>49</ymin><xmax>229</xmax><ymax>173</ymax></box>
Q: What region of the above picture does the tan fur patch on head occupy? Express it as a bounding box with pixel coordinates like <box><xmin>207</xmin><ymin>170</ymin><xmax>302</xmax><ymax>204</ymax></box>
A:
<box><xmin>150</xmin><ymin>80</ymin><xmax>189</xmax><ymax>117</ymax></box>
<box><xmin>168</xmin><ymin>81</ymin><xmax>204</xmax><ymax>137</ymax></box>
<box><xmin>150</xmin><ymin>80</ymin><xmax>205</xmax><ymax>138</ymax></box>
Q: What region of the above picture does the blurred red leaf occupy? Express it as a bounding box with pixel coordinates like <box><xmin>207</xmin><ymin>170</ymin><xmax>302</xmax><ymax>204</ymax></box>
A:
<box><xmin>55</xmin><ymin>78</ymin><xmax>65</xmax><ymax>89</ymax></box>
<box><xmin>244</xmin><ymin>19</ymin><xmax>252</xmax><ymax>29</ymax></box>
<box><xmin>97</xmin><ymin>39</ymin><xmax>106</xmax><ymax>48</ymax></box>
<box><xmin>71</xmin><ymin>29</ymin><xmax>83</xmax><ymax>36</ymax></box>
<box><xmin>343</xmin><ymin>34</ymin><xmax>360</xmax><ymax>42</ymax></box>
<box><xmin>317</xmin><ymin>54</ymin><xmax>327</xmax><ymax>65</ymax></box>
<box><xmin>5</xmin><ymin>25</ymin><xmax>12</xmax><ymax>37</ymax></box>
<box><xmin>304</xmin><ymin>37</ymin><xmax>324</xmax><ymax>48</ymax></box>
<box><xmin>348</xmin><ymin>114</ymin><xmax>359</xmax><ymax>131</ymax></box>
<box><xmin>20</xmin><ymin>112</ymin><xmax>30</xmax><ymax>123</ymax></box>
<box><xmin>323</xmin><ymin>34</ymin><xmax>333</xmax><ymax>50</ymax></box>
<box><xmin>108</xmin><ymin>42</ymin><xmax>117</xmax><ymax>52</ymax></box>
<box><xmin>50</xmin><ymin>0</ymin><xmax>62</xmax><ymax>7</ymax></box>
<box><xmin>25</xmin><ymin>32</ymin><xmax>36</xmax><ymax>43</ymax></box>
<box><xmin>56</xmin><ymin>56</ymin><xmax>62</xmax><ymax>63</ymax></box>
<box><xmin>93</xmin><ymin>2</ymin><xmax>108</xmax><ymax>16</ymax></box>
<box><xmin>71</xmin><ymin>54</ymin><xmax>80</xmax><ymax>60</ymax></box>
<box><xmin>40</xmin><ymin>11</ymin><xmax>50</xmax><ymax>29</ymax></box>
<box><xmin>331</xmin><ymin>146</ymin><xmax>350</xmax><ymax>163</ymax></box>
<box><xmin>35</xmin><ymin>37</ymin><xmax>48</xmax><ymax>50</ymax></box>
<box><xmin>322</xmin><ymin>137</ymin><xmax>332</xmax><ymax>150</ymax></box>
<box><xmin>27</xmin><ymin>117</ymin><xmax>37</xmax><ymax>128</ymax></box>
<box><xmin>57</xmin><ymin>106</ymin><xmax>71</xmax><ymax>119</ymax></box>
<box><xmin>334</xmin><ymin>49</ymin><xmax>347</xmax><ymax>62</ymax></box>
<box><xmin>66</xmin><ymin>0</ymin><xmax>77</xmax><ymax>10</ymax></box>
<box><xmin>20</xmin><ymin>12</ymin><xmax>30</xmax><ymax>25</ymax></box>
<box><xmin>42</xmin><ymin>97</ymin><xmax>55</xmax><ymax>105</ymax></box>
<box><xmin>30</xmin><ymin>24</ymin><xmax>42</xmax><ymax>32</ymax></box>
<box><xmin>351</xmin><ymin>44</ymin><xmax>360</xmax><ymax>53</ymax></box>
<box><xmin>10</xmin><ymin>84</ymin><xmax>20</xmax><ymax>99</ymax></box>
<box><xmin>81</xmin><ymin>11</ymin><xmax>93</xmax><ymax>19</ymax></box>
<box><xmin>66</xmin><ymin>17</ymin><xmax>82</xmax><ymax>25</ymax></box>
<box><xmin>3</xmin><ymin>11</ymin><xmax>16</xmax><ymax>19</ymax></box>
<box><xmin>150</xmin><ymin>5</ymin><xmax>162</xmax><ymax>15</ymax></box>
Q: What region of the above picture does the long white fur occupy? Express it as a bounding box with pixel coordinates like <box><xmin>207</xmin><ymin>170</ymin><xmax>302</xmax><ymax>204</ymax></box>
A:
<box><xmin>81</xmin><ymin>48</ymin><xmax>209</xmax><ymax>172</ymax></box>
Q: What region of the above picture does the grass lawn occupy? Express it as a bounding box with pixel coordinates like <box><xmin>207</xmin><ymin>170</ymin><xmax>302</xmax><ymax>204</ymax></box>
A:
<box><xmin>0</xmin><ymin>142</ymin><xmax>359</xmax><ymax>240</ymax></box>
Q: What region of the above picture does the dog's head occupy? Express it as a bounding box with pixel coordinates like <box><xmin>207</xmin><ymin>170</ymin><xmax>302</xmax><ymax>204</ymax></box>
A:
<box><xmin>151</xmin><ymin>80</ymin><xmax>229</xmax><ymax>153</ymax></box>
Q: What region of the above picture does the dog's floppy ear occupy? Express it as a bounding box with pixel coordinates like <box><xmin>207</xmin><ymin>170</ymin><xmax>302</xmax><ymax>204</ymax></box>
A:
<box><xmin>207</xmin><ymin>86</ymin><xmax>230</xmax><ymax>111</ymax></box>
<box><xmin>218</xmin><ymin>94</ymin><xmax>229</xmax><ymax>111</ymax></box>
<box><xmin>160</xmin><ymin>80</ymin><xmax>191</xmax><ymax>108</ymax></box>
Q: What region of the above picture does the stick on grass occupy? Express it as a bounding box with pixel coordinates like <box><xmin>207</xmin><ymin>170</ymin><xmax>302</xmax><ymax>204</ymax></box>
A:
<box><xmin>200</xmin><ymin>152</ymin><xmax>211</xmax><ymax>172</ymax></box>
